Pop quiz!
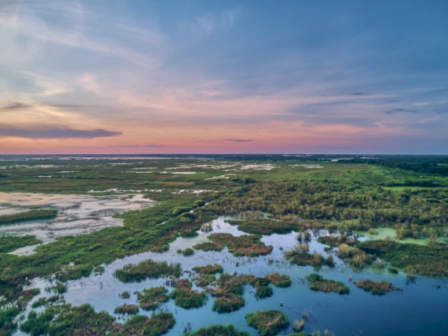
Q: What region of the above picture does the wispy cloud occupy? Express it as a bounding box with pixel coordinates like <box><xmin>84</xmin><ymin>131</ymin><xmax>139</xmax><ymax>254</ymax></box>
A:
<box><xmin>22</xmin><ymin>72</ymin><xmax>69</xmax><ymax>96</ymax></box>
<box><xmin>224</xmin><ymin>139</ymin><xmax>254</xmax><ymax>142</ymax></box>
<box><xmin>0</xmin><ymin>125</ymin><xmax>121</xmax><ymax>139</ymax></box>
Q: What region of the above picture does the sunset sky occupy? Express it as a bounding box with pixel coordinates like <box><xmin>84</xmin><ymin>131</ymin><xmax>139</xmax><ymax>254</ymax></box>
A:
<box><xmin>0</xmin><ymin>0</ymin><xmax>447</xmax><ymax>154</ymax></box>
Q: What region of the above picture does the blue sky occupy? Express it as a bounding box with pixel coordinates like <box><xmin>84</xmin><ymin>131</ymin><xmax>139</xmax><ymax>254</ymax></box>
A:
<box><xmin>0</xmin><ymin>0</ymin><xmax>447</xmax><ymax>154</ymax></box>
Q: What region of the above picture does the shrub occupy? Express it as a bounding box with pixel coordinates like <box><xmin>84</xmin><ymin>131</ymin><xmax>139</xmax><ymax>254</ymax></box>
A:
<box><xmin>245</xmin><ymin>310</ymin><xmax>289</xmax><ymax>336</ymax></box>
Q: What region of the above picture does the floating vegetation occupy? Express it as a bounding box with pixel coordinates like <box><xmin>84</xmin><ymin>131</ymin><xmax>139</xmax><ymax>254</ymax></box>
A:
<box><xmin>337</xmin><ymin>244</ymin><xmax>375</xmax><ymax>269</ymax></box>
<box><xmin>112</xmin><ymin>312</ymin><xmax>175</xmax><ymax>335</ymax></box>
<box><xmin>193</xmin><ymin>264</ymin><xmax>223</xmax><ymax>274</ymax></box>
<box><xmin>114</xmin><ymin>259</ymin><xmax>182</xmax><ymax>283</ymax></box>
<box><xmin>227</xmin><ymin>219</ymin><xmax>298</xmax><ymax>235</ymax></box>
<box><xmin>212</xmin><ymin>294</ymin><xmax>245</xmax><ymax>313</ymax></box>
<box><xmin>285</xmin><ymin>248</ymin><xmax>325</xmax><ymax>268</ymax></box>
<box><xmin>245</xmin><ymin>310</ymin><xmax>289</xmax><ymax>336</ymax></box>
<box><xmin>46</xmin><ymin>282</ymin><xmax>67</xmax><ymax>294</ymax></box>
<box><xmin>355</xmin><ymin>279</ymin><xmax>398</xmax><ymax>296</ymax></box>
<box><xmin>178</xmin><ymin>248</ymin><xmax>195</xmax><ymax>256</ymax></box>
<box><xmin>194</xmin><ymin>274</ymin><xmax>216</xmax><ymax>287</ymax></box>
<box><xmin>119</xmin><ymin>291</ymin><xmax>130</xmax><ymax>299</ymax></box>
<box><xmin>306</xmin><ymin>274</ymin><xmax>349</xmax><ymax>295</ymax></box>
<box><xmin>31</xmin><ymin>295</ymin><xmax>60</xmax><ymax>308</ymax></box>
<box><xmin>114</xmin><ymin>303</ymin><xmax>139</xmax><ymax>315</ymax></box>
<box><xmin>0</xmin><ymin>209</ymin><xmax>58</xmax><ymax>225</ymax></box>
<box><xmin>194</xmin><ymin>233</ymin><xmax>273</xmax><ymax>257</ymax></box>
<box><xmin>170</xmin><ymin>288</ymin><xmax>207</xmax><ymax>309</ymax></box>
<box><xmin>293</xmin><ymin>318</ymin><xmax>306</xmax><ymax>332</ymax></box>
<box><xmin>93</xmin><ymin>265</ymin><xmax>105</xmax><ymax>275</ymax></box>
<box><xmin>265</xmin><ymin>273</ymin><xmax>292</xmax><ymax>287</ymax></box>
<box><xmin>134</xmin><ymin>286</ymin><xmax>170</xmax><ymax>311</ymax></box>
<box><xmin>185</xmin><ymin>324</ymin><xmax>250</xmax><ymax>335</ymax></box>
<box><xmin>317</xmin><ymin>235</ymin><xmax>357</xmax><ymax>247</ymax></box>
<box><xmin>256</xmin><ymin>286</ymin><xmax>273</xmax><ymax>299</ymax></box>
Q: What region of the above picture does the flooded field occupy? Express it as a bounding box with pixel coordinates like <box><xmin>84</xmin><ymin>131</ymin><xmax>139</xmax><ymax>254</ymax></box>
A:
<box><xmin>0</xmin><ymin>192</ymin><xmax>153</xmax><ymax>255</ymax></box>
<box><xmin>17</xmin><ymin>217</ymin><xmax>448</xmax><ymax>336</ymax></box>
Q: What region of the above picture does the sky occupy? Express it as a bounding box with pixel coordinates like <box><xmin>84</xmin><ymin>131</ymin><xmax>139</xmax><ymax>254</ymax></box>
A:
<box><xmin>0</xmin><ymin>0</ymin><xmax>447</xmax><ymax>154</ymax></box>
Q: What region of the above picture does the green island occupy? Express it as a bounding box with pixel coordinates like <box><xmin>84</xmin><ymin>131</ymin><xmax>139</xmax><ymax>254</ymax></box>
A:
<box><xmin>307</xmin><ymin>274</ymin><xmax>350</xmax><ymax>295</ymax></box>
<box><xmin>185</xmin><ymin>324</ymin><xmax>250</xmax><ymax>336</ymax></box>
<box><xmin>134</xmin><ymin>286</ymin><xmax>170</xmax><ymax>310</ymax></box>
<box><xmin>245</xmin><ymin>310</ymin><xmax>289</xmax><ymax>336</ymax></box>
<box><xmin>0</xmin><ymin>209</ymin><xmax>58</xmax><ymax>225</ymax></box>
<box><xmin>113</xmin><ymin>259</ymin><xmax>182</xmax><ymax>283</ymax></box>
<box><xmin>355</xmin><ymin>279</ymin><xmax>398</xmax><ymax>296</ymax></box>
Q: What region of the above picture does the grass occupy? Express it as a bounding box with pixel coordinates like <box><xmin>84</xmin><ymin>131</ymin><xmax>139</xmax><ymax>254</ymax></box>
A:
<box><xmin>245</xmin><ymin>310</ymin><xmax>289</xmax><ymax>336</ymax></box>
<box><xmin>227</xmin><ymin>219</ymin><xmax>299</xmax><ymax>235</ymax></box>
<box><xmin>178</xmin><ymin>248</ymin><xmax>195</xmax><ymax>256</ymax></box>
<box><xmin>307</xmin><ymin>273</ymin><xmax>349</xmax><ymax>295</ymax></box>
<box><xmin>134</xmin><ymin>286</ymin><xmax>169</xmax><ymax>310</ymax></box>
<box><xmin>265</xmin><ymin>273</ymin><xmax>291</xmax><ymax>287</ymax></box>
<box><xmin>185</xmin><ymin>324</ymin><xmax>250</xmax><ymax>336</ymax></box>
<box><xmin>170</xmin><ymin>288</ymin><xmax>207</xmax><ymax>309</ymax></box>
<box><xmin>355</xmin><ymin>279</ymin><xmax>398</xmax><ymax>295</ymax></box>
<box><xmin>285</xmin><ymin>249</ymin><xmax>325</xmax><ymax>268</ymax></box>
<box><xmin>358</xmin><ymin>239</ymin><xmax>448</xmax><ymax>277</ymax></box>
<box><xmin>112</xmin><ymin>312</ymin><xmax>175</xmax><ymax>336</ymax></box>
<box><xmin>113</xmin><ymin>259</ymin><xmax>182</xmax><ymax>283</ymax></box>
<box><xmin>193</xmin><ymin>264</ymin><xmax>223</xmax><ymax>274</ymax></box>
<box><xmin>212</xmin><ymin>294</ymin><xmax>245</xmax><ymax>313</ymax></box>
<box><xmin>194</xmin><ymin>233</ymin><xmax>273</xmax><ymax>257</ymax></box>
<box><xmin>114</xmin><ymin>303</ymin><xmax>139</xmax><ymax>315</ymax></box>
<box><xmin>0</xmin><ymin>209</ymin><xmax>57</xmax><ymax>225</ymax></box>
<box><xmin>0</xmin><ymin>236</ymin><xmax>41</xmax><ymax>254</ymax></box>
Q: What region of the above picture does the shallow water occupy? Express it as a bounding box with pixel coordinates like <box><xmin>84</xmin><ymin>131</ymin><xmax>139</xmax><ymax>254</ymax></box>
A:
<box><xmin>18</xmin><ymin>217</ymin><xmax>448</xmax><ymax>336</ymax></box>
<box><xmin>0</xmin><ymin>192</ymin><xmax>153</xmax><ymax>255</ymax></box>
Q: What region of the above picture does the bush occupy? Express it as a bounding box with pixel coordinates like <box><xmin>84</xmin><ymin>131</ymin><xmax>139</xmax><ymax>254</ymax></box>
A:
<box><xmin>245</xmin><ymin>310</ymin><xmax>289</xmax><ymax>336</ymax></box>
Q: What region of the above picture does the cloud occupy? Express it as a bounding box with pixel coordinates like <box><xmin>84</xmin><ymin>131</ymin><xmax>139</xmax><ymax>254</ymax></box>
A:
<box><xmin>0</xmin><ymin>126</ymin><xmax>121</xmax><ymax>139</ymax></box>
<box><xmin>0</xmin><ymin>102</ymin><xmax>31</xmax><ymax>110</ymax></box>
<box><xmin>22</xmin><ymin>72</ymin><xmax>69</xmax><ymax>96</ymax></box>
<box><xmin>224</xmin><ymin>139</ymin><xmax>254</xmax><ymax>142</ymax></box>
<box><xmin>107</xmin><ymin>144</ymin><xmax>168</xmax><ymax>148</ymax></box>
<box><xmin>383</xmin><ymin>108</ymin><xmax>418</xmax><ymax>114</ymax></box>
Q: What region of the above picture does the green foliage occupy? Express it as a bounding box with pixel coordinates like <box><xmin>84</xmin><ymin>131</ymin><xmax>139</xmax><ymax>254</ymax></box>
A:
<box><xmin>227</xmin><ymin>219</ymin><xmax>298</xmax><ymax>235</ymax></box>
<box><xmin>170</xmin><ymin>287</ymin><xmax>207</xmax><ymax>309</ymax></box>
<box><xmin>0</xmin><ymin>305</ymin><xmax>20</xmax><ymax>336</ymax></box>
<box><xmin>179</xmin><ymin>248</ymin><xmax>195</xmax><ymax>256</ymax></box>
<box><xmin>359</xmin><ymin>239</ymin><xmax>448</xmax><ymax>277</ymax></box>
<box><xmin>185</xmin><ymin>324</ymin><xmax>250</xmax><ymax>336</ymax></box>
<box><xmin>307</xmin><ymin>273</ymin><xmax>349</xmax><ymax>295</ymax></box>
<box><xmin>111</xmin><ymin>312</ymin><xmax>175</xmax><ymax>336</ymax></box>
<box><xmin>212</xmin><ymin>294</ymin><xmax>245</xmax><ymax>313</ymax></box>
<box><xmin>134</xmin><ymin>286</ymin><xmax>169</xmax><ymax>311</ymax></box>
<box><xmin>119</xmin><ymin>291</ymin><xmax>130</xmax><ymax>299</ymax></box>
<box><xmin>245</xmin><ymin>310</ymin><xmax>289</xmax><ymax>336</ymax></box>
<box><xmin>194</xmin><ymin>233</ymin><xmax>273</xmax><ymax>257</ymax></box>
<box><xmin>114</xmin><ymin>259</ymin><xmax>181</xmax><ymax>283</ymax></box>
<box><xmin>355</xmin><ymin>279</ymin><xmax>397</xmax><ymax>295</ymax></box>
<box><xmin>193</xmin><ymin>264</ymin><xmax>223</xmax><ymax>274</ymax></box>
<box><xmin>285</xmin><ymin>249</ymin><xmax>325</xmax><ymax>268</ymax></box>
<box><xmin>0</xmin><ymin>236</ymin><xmax>41</xmax><ymax>254</ymax></box>
<box><xmin>113</xmin><ymin>304</ymin><xmax>139</xmax><ymax>315</ymax></box>
<box><xmin>0</xmin><ymin>209</ymin><xmax>57</xmax><ymax>225</ymax></box>
<box><xmin>265</xmin><ymin>273</ymin><xmax>292</xmax><ymax>287</ymax></box>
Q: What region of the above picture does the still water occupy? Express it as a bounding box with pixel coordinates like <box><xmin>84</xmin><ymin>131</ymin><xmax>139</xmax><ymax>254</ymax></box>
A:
<box><xmin>18</xmin><ymin>217</ymin><xmax>448</xmax><ymax>336</ymax></box>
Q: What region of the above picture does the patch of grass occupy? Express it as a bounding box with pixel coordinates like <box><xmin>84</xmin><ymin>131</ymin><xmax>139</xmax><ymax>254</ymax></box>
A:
<box><xmin>306</xmin><ymin>273</ymin><xmax>349</xmax><ymax>295</ymax></box>
<box><xmin>227</xmin><ymin>219</ymin><xmax>298</xmax><ymax>235</ymax></box>
<box><xmin>170</xmin><ymin>288</ymin><xmax>207</xmax><ymax>309</ymax></box>
<box><xmin>245</xmin><ymin>310</ymin><xmax>289</xmax><ymax>336</ymax></box>
<box><xmin>112</xmin><ymin>312</ymin><xmax>175</xmax><ymax>336</ymax></box>
<box><xmin>212</xmin><ymin>294</ymin><xmax>245</xmax><ymax>313</ymax></box>
<box><xmin>119</xmin><ymin>291</ymin><xmax>130</xmax><ymax>299</ymax></box>
<box><xmin>114</xmin><ymin>303</ymin><xmax>139</xmax><ymax>315</ymax></box>
<box><xmin>114</xmin><ymin>259</ymin><xmax>181</xmax><ymax>283</ymax></box>
<box><xmin>355</xmin><ymin>279</ymin><xmax>398</xmax><ymax>295</ymax></box>
<box><xmin>194</xmin><ymin>233</ymin><xmax>273</xmax><ymax>257</ymax></box>
<box><xmin>185</xmin><ymin>324</ymin><xmax>250</xmax><ymax>336</ymax></box>
<box><xmin>0</xmin><ymin>236</ymin><xmax>41</xmax><ymax>254</ymax></box>
<box><xmin>193</xmin><ymin>264</ymin><xmax>223</xmax><ymax>274</ymax></box>
<box><xmin>285</xmin><ymin>249</ymin><xmax>325</xmax><ymax>268</ymax></box>
<box><xmin>178</xmin><ymin>248</ymin><xmax>195</xmax><ymax>257</ymax></box>
<box><xmin>318</xmin><ymin>235</ymin><xmax>357</xmax><ymax>247</ymax></box>
<box><xmin>0</xmin><ymin>304</ymin><xmax>20</xmax><ymax>336</ymax></box>
<box><xmin>265</xmin><ymin>273</ymin><xmax>291</xmax><ymax>287</ymax></box>
<box><xmin>0</xmin><ymin>209</ymin><xmax>57</xmax><ymax>225</ymax></box>
<box><xmin>134</xmin><ymin>287</ymin><xmax>169</xmax><ymax>311</ymax></box>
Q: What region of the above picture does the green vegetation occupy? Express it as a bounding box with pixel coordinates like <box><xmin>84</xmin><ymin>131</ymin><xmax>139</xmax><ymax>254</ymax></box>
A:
<box><xmin>185</xmin><ymin>324</ymin><xmax>250</xmax><ymax>336</ymax></box>
<box><xmin>0</xmin><ymin>236</ymin><xmax>41</xmax><ymax>254</ymax></box>
<box><xmin>358</xmin><ymin>240</ymin><xmax>448</xmax><ymax>277</ymax></box>
<box><xmin>178</xmin><ymin>247</ymin><xmax>195</xmax><ymax>256</ymax></box>
<box><xmin>0</xmin><ymin>304</ymin><xmax>20</xmax><ymax>336</ymax></box>
<box><xmin>114</xmin><ymin>303</ymin><xmax>139</xmax><ymax>315</ymax></box>
<box><xmin>0</xmin><ymin>209</ymin><xmax>57</xmax><ymax>225</ymax></box>
<box><xmin>212</xmin><ymin>294</ymin><xmax>245</xmax><ymax>313</ymax></box>
<box><xmin>46</xmin><ymin>282</ymin><xmax>67</xmax><ymax>294</ymax></box>
<box><xmin>307</xmin><ymin>274</ymin><xmax>349</xmax><ymax>295</ymax></box>
<box><xmin>194</xmin><ymin>233</ymin><xmax>273</xmax><ymax>257</ymax></box>
<box><xmin>227</xmin><ymin>219</ymin><xmax>298</xmax><ymax>235</ymax></box>
<box><xmin>265</xmin><ymin>273</ymin><xmax>292</xmax><ymax>287</ymax></box>
<box><xmin>355</xmin><ymin>279</ymin><xmax>397</xmax><ymax>295</ymax></box>
<box><xmin>114</xmin><ymin>259</ymin><xmax>182</xmax><ymax>283</ymax></box>
<box><xmin>170</xmin><ymin>287</ymin><xmax>207</xmax><ymax>309</ymax></box>
<box><xmin>285</xmin><ymin>248</ymin><xmax>325</xmax><ymax>268</ymax></box>
<box><xmin>193</xmin><ymin>264</ymin><xmax>223</xmax><ymax>274</ymax></box>
<box><xmin>112</xmin><ymin>312</ymin><xmax>175</xmax><ymax>336</ymax></box>
<box><xmin>245</xmin><ymin>310</ymin><xmax>289</xmax><ymax>336</ymax></box>
<box><xmin>134</xmin><ymin>286</ymin><xmax>169</xmax><ymax>310</ymax></box>
<box><xmin>337</xmin><ymin>244</ymin><xmax>375</xmax><ymax>269</ymax></box>
<box><xmin>318</xmin><ymin>235</ymin><xmax>356</xmax><ymax>247</ymax></box>
<box><xmin>120</xmin><ymin>291</ymin><xmax>130</xmax><ymax>299</ymax></box>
